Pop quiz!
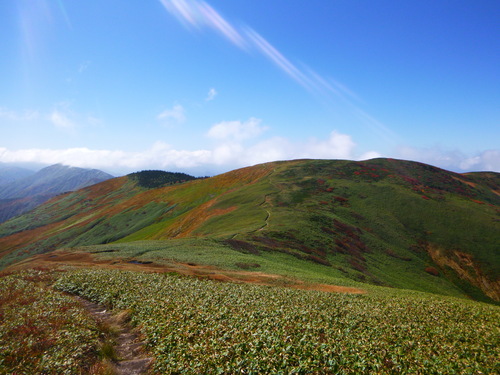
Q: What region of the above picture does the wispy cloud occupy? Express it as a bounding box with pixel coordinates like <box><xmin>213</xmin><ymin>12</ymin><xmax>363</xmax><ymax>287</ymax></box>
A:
<box><xmin>158</xmin><ymin>0</ymin><xmax>396</xmax><ymax>142</ymax></box>
<box><xmin>159</xmin><ymin>0</ymin><xmax>246</xmax><ymax>48</ymax></box>
<box><xmin>244</xmin><ymin>28</ymin><xmax>313</xmax><ymax>90</ymax></box>
<box><xmin>49</xmin><ymin>109</ymin><xmax>75</xmax><ymax>129</ymax></box>
<box><xmin>205</xmin><ymin>88</ymin><xmax>217</xmax><ymax>101</ymax></box>
<box><xmin>78</xmin><ymin>60</ymin><xmax>91</xmax><ymax>73</ymax></box>
<box><xmin>0</xmin><ymin>107</ymin><xmax>39</xmax><ymax>121</ymax></box>
<box><xmin>1</xmin><ymin>105</ymin><xmax>100</xmax><ymax>133</ymax></box>
<box><xmin>157</xmin><ymin>104</ymin><xmax>186</xmax><ymax>124</ymax></box>
<box><xmin>159</xmin><ymin>0</ymin><xmax>314</xmax><ymax>90</ymax></box>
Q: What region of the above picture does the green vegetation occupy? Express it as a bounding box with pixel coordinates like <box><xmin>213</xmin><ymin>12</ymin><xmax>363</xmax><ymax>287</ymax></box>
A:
<box><xmin>1</xmin><ymin>157</ymin><xmax>498</xmax><ymax>374</ymax></box>
<box><xmin>0</xmin><ymin>270</ymin><xmax>102</xmax><ymax>374</ymax></box>
<box><xmin>54</xmin><ymin>268</ymin><xmax>500</xmax><ymax>374</ymax></box>
<box><xmin>67</xmin><ymin>239</ymin><xmax>356</xmax><ymax>287</ymax></box>
<box><xmin>0</xmin><ymin>158</ymin><xmax>498</xmax><ymax>303</ymax></box>
<box><xmin>128</xmin><ymin>170</ymin><xmax>196</xmax><ymax>189</ymax></box>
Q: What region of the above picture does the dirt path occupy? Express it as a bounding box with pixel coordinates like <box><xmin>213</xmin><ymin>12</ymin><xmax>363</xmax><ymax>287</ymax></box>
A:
<box><xmin>75</xmin><ymin>296</ymin><xmax>153</xmax><ymax>375</ymax></box>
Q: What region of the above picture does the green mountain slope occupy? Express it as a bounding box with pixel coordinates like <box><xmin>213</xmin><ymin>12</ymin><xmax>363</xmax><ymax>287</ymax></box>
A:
<box><xmin>0</xmin><ymin>159</ymin><xmax>498</xmax><ymax>303</ymax></box>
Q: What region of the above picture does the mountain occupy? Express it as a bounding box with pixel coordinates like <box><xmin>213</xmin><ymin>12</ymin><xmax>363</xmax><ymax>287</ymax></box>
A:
<box><xmin>0</xmin><ymin>159</ymin><xmax>498</xmax><ymax>303</ymax></box>
<box><xmin>0</xmin><ymin>164</ymin><xmax>113</xmax><ymax>200</ymax></box>
<box><xmin>0</xmin><ymin>165</ymin><xmax>35</xmax><ymax>185</ymax></box>
<box><xmin>0</xmin><ymin>164</ymin><xmax>113</xmax><ymax>223</ymax></box>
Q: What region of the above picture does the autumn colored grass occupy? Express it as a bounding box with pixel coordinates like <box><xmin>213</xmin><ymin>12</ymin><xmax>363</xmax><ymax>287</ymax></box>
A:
<box><xmin>0</xmin><ymin>159</ymin><xmax>498</xmax><ymax>303</ymax></box>
<box><xmin>54</xmin><ymin>268</ymin><xmax>500</xmax><ymax>374</ymax></box>
<box><xmin>0</xmin><ymin>269</ymin><xmax>102</xmax><ymax>374</ymax></box>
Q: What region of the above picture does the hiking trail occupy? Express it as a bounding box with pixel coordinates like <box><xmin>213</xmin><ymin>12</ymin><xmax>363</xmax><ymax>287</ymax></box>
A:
<box><xmin>76</xmin><ymin>296</ymin><xmax>153</xmax><ymax>375</ymax></box>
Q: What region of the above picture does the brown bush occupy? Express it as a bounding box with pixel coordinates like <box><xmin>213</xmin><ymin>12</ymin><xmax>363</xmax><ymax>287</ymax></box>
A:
<box><xmin>425</xmin><ymin>266</ymin><xmax>440</xmax><ymax>276</ymax></box>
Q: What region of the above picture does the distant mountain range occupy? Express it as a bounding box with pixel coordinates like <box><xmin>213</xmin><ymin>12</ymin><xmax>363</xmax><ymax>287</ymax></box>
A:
<box><xmin>0</xmin><ymin>159</ymin><xmax>498</xmax><ymax>304</ymax></box>
<box><xmin>0</xmin><ymin>165</ymin><xmax>35</xmax><ymax>185</ymax></box>
<box><xmin>0</xmin><ymin>164</ymin><xmax>113</xmax><ymax>223</ymax></box>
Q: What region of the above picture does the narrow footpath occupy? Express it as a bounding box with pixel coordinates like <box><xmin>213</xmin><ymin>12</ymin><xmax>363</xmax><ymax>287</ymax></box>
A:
<box><xmin>76</xmin><ymin>297</ymin><xmax>153</xmax><ymax>375</ymax></box>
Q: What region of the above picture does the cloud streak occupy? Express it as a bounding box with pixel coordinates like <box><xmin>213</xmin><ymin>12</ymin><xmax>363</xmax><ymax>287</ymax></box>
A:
<box><xmin>158</xmin><ymin>0</ymin><xmax>396</xmax><ymax>142</ymax></box>
<box><xmin>159</xmin><ymin>0</ymin><xmax>318</xmax><ymax>91</ymax></box>
<box><xmin>159</xmin><ymin>0</ymin><xmax>246</xmax><ymax>48</ymax></box>
<box><xmin>0</xmin><ymin>107</ymin><xmax>39</xmax><ymax>121</ymax></box>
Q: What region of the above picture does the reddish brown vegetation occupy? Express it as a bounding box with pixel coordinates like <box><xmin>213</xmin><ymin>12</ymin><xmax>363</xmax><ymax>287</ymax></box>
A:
<box><xmin>425</xmin><ymin>266</ymin><xmax>440</xmax><ymax>276</ymax></box>
<box><xmin>334</xmin><ymin>196</ymin><xmax>349</xmax><ymax>204</ymax></box>
<box><xmin>4</xmin><ymin>250</ymin><xmax>365</xmax><ymax>294</ymax></box>
<box><xmin>224</xmin><ymin>239</ymin><xmax>260</xmax><ymax>255</ymax></box>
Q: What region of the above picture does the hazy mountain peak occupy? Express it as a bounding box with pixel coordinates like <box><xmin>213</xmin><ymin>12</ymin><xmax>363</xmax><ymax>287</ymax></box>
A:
<box><xmin>0</xmin><ymin>164</ymin><xmax>114</xmax><ymax>223</ymax></box>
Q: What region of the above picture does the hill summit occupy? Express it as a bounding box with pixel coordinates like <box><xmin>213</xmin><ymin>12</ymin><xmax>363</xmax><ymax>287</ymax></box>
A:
<box><xmin>0</xmin><ymin>158</ymin><xmax>498</xmax><ymax>303</ymax></box>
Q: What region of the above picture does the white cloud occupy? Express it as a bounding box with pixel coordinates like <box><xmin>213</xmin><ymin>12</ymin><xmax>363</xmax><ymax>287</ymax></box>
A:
<box><xmin>157</xmin><ymin>104</ymin><xmax>186</xmax><ymax>124</ymax></box>
<box><xmin>302</xmin><ymin>131</ymin><xmax>356</xmax><ymax>160</ymax></box>
<box><xmin>207</xmin><ymin>118</ymin><xmax>267</xmax><ymax>141</ymax></box>
<box><xmin>205</xmin><ymin>124</ymin><xmax>369</xmax><ymax>169</ymax></box>
<box><xmin>0</xmin><ymin>125</ymin><xmax>383</xmax><ymax>175</ymax></box>
<box><xmin>206</xmin><ymin>88</ymin><xmax>217</xmax><ymax>101</ymax></box>
<box><xmin>5</xmin><ymin>137</ymin><xmax>496</xmax><ymax>175</ymax></box>
<box><xmin>395</xmin><ymin>146</ymin><xmax>500</xmax><ymax>172</ymax></box>
<box><xmin>244</xmin><ymin>137</ymin><xmax>292</xmax><ymax>165</ymax></box>
<box><xmin>50</xmin><ymin>109</ymin><xmax>75</xmax><ymax>129</ymax></box>
<box><xmin>359</xmin><ymin>151</ymin><xmax>382</xmax><ymax>160</ymax></box>
<box><xmin>0</xmin><ymin>144</ymin><xmax>211</xmax><ymax>172</ymax></box>
<box><xmin>459</xmin><ymin>150</ymin><xmax>500</xmax><ymax>172</ymax></box>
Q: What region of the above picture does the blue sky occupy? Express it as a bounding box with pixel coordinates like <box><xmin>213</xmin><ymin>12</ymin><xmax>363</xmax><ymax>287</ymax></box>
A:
<box><xmin>1</xmin><ymin>0</ymin><xmax>498</xmax><ymax>175</ymax></box>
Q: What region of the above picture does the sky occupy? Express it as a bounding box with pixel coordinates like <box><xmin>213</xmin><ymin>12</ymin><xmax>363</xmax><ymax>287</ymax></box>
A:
<box><xmin>0</xmin><ymin>0</ymin><xmax>499</xmax><ymax>176</ymax></box>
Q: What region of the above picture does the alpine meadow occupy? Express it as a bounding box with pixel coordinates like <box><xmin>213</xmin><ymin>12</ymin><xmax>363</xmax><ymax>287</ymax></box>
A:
<box><xmin>1</xmin><ymin>158</ymin><xmax>499</xmax><ymax>374</ymax></box>
<box><xmin>1</xmin><ymin>0</ymin><xmax>499</xmax><ymax>373</ymax></box>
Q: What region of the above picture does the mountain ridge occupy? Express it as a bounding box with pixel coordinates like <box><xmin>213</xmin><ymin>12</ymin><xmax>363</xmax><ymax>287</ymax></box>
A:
<box><xmin>0</xmin><ymin>158</ymin><xmax>498</xmax><ymax>303</ymax></box>
<box><xmin>0</xmin><ymin>163</ymin><xmax>113</xmax><ymax>200</ymax></box>
<box><xmin>0</xmin><ymin>164</ymin><xmax>113</xmax><ymax>223</ymax></box>
<box><xmin>0</xmin><ymin>165</ymin><xmax>35</xmax><ymax>185</ymax></box>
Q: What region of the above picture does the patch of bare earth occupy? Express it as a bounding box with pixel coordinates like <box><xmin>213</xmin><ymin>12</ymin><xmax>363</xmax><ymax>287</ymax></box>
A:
<box><xmin>6</xmin><ymin>249</ymin><xmax>366</xmax><ymax>295</ymax></box>
<box><xmin>76</xmin><ymin>296</ymin><xmax>153</xmax><ymax>375</ymax></box>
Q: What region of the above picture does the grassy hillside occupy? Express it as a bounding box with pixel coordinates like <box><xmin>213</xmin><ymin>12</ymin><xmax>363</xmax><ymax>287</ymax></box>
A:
<box><xmin>1</xmin><ymin>267</ymin><xmax>498</xmax><ymax>374</ymax></box>
<box><xmin>60</xmin><ymin>268</ymin><xmax>500</xmax><ymax>374</ymax></box>
<box><xmin>0</xmin><ymin>270</ymin><xmax>102</xmax><ymax>374</ymax></box>
<box><xmin>0</xmin><ymin>159</ymin><xmax>498</xmax><ymax>303</ymax></box>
